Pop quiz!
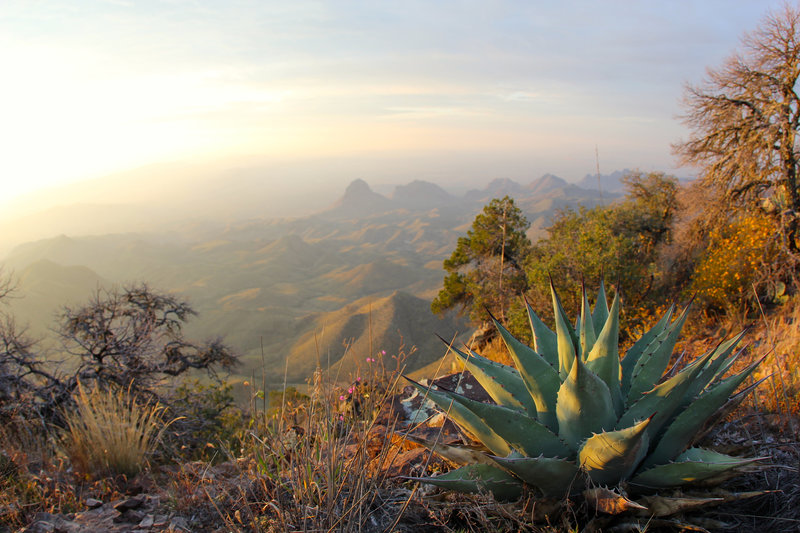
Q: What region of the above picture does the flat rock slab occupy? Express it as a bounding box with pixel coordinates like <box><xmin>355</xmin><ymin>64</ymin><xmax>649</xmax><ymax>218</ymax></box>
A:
<box><xmin>23</xmin><ymin>494</ymin><xmax>185</xmax><ymax>533</ymax></box>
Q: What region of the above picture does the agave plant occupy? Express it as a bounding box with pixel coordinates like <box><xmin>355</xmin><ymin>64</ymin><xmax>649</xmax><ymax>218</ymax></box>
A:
<box><xmin>405</xmin><ymin>282</ymin><xmax>765</xmax><ymax>500</ymax></box>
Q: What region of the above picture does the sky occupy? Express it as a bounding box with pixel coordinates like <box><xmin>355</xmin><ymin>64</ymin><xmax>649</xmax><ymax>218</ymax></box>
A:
<box><xmin>0</xmin><ymin>0</ymin><xmax>791</xmax><ymax>206</ymax></box>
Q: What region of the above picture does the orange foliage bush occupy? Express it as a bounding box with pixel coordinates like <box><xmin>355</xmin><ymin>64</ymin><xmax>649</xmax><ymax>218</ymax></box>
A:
<box><xmin>691</xmin><ymin>214</ymin><xmax>777</xmax><ymax>314</ymax></box>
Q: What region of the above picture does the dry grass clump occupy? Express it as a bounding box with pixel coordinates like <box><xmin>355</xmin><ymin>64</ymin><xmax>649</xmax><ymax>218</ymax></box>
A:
<box><xmin>0</xmin><ymin>413</ymin><xmax>122</xmax><ymax>530</ymax></box>
<box><xmin>750</xmin><ymin>297</ymin><xmax>800</xmax><ymax>421</ymax></box>
<box><xmin>61</xmin><ymin>381</ymin><xmax>170</xmax><ymax>478</ymax></box>
<box><xmin>194</xmin><ymin>347</ymin><xmax>418</xmax><ymax>532</ymax></box>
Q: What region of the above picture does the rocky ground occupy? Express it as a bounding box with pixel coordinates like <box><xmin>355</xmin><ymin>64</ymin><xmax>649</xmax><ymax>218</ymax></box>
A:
<box><xmin>17</xmin><ymin>372</ymin><xmax>800</xmax><ymax>532</ymax></box>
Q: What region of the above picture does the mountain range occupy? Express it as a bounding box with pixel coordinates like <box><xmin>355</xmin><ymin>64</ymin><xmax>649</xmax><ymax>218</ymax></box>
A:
<box><xmin>1</xmin><ymin>170</ymin><xmax>627</xmax><ymax>384</ymax></box>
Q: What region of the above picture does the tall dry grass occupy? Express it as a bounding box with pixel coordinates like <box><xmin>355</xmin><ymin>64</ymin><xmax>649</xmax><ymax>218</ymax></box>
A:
<box><xmin>61</xmin><ymin>381</ymin><xmax>170</xmax><ymax>478</ymax></box>
<box><xmin>750</xmin><ymin>297</ymin><xmax>800</xmax><ymax>432</ymax></box>
<box><xmin>209</xmin><ymin>343</ymin><xmax>418</xmax><ymax>532</ymax></box>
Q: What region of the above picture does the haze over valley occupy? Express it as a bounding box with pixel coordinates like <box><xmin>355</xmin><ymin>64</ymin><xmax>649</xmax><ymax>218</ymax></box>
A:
<box><xmin>0</xmin><ymin>0</ymin><xmax>766</xmax><ymax>385</ymax></box>
<box><xmin>1</xmin><ymin>166</ymin><xmax>630</xmax><ymax>383</ymax></box>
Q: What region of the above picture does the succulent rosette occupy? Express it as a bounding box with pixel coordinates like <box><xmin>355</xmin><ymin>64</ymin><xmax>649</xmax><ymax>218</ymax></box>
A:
<box><xmin>406</xmin><ymin>282</ymin><xmax>764</xmax><ymax>500</ymax></box>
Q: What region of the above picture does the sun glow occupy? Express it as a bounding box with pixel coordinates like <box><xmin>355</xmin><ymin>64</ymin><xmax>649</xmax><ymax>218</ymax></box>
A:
<box><xmin>0</xmin><ymin>0</ymin><xmax>783</xmax><ymax>206</ymax></box>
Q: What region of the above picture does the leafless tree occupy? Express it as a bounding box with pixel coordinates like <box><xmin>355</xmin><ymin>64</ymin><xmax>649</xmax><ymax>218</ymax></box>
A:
<box><xmin>674</xmin><ymin>4</ymin><xmax>800</xmax><ymax>260</ymax></box>
<box><xmin>0</xmin><ymin>270</ymin><xmax>59</xmax><ymax>424</ymax></box>
<box><xmin>60</xmin><ymin>284</ymin><xmax>238</xmax><ymax>394</ymax></box>
<box><xmin>0</xmin><ymin>279</ymin><xmax>238</xmax><ymax>426</ymax></box>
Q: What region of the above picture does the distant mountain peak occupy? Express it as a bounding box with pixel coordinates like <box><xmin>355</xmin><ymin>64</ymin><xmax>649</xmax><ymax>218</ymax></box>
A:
<box><xmin>578</xmin><ymin>169</ymin><xmax>632</xmax><ymax>194</ymax></box>
<box><xmin>463</xmin><ymin>177</ymin><xmax>524</xmax><ymax>202</ymax></box>
<box><xmin>527</xmin><ymin>174</ymin><xmax>568</xmax><ymax>195</ymax></box>
<box><xmin>486</xmin><ymin>177</ymin><xmax>523</xmax><ymax>194</ymax></box>
<box><xmin>391</xmin><ymin>180</ymin><xmax>453</xmax><ymax>208</ymax></box>
<box><xmin>344</xmin><ymin>178</ymin><xmax>373</xmax><ymax>196</ymax></box>
<box><xmin>325</xmin><ymin>179</ymin><xmax>391</xmax><ymax>217</ymax></box>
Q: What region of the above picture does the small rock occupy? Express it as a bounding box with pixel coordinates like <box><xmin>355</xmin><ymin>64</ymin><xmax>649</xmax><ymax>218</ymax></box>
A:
<box><xmin>85</xmin><ymin>498</ymin><xmax>103</xmax><ymax>509</ymax></box>
<box><xmin>52</xmin><ymin>518</ymin><xmax>80</xmax><ymax>533</ymax></box>
<box><xmin>114</xmin><ymin>509</ymin><xmax>145</xmax><ymax>523</ymax></box>
<box><xmin>114</xmin><ymin>494</ymin><xmax>145</xmax><ymax>512</ymax></box>
<box><xmin>169</xmin><ymin>516</ymin><xmax>189</xmax><ymax>531</ymax></box>
<box><xmin>139</xmin><ymin>514</ymin><xmax>154</xmax><ymax>528</ymax></box>
<box><xmin>24</xmin><ymin>521</ymin><xmax>55</xmax><ymax>533</ymax></box>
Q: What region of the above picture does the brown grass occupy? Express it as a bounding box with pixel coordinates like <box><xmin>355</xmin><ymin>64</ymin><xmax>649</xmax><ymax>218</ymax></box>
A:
<box><xmin>5</xmin><ymin>296</ymin><xmax>800</xmax><ymax>532</ymax></box>
<box><xmin>749</xmin><ymin>297</ymin><xmax>800</xmax><ymax>421</ymax></box>
<box><xmin>183</xmin><ymin>343</ymin><xmax>421</xmax><ymax>532</ymax></box>
<box><xmin>61</xmin><ymin>381</ymin><xmax>170</xmax><ymax>478</ymax></box>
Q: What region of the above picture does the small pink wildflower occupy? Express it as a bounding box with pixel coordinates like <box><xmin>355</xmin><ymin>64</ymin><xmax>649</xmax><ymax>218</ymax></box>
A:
<box><xmin>347</xmin><ymin>386</ymin><xmax>354</xmax><ymax>394</ymax></box>
<box><xmin>381</xmin><ymin>350</ymin><xmax>386</xmax><ymax>355</ymax></box>
<box><xmin>339</xmin><ymin>395</ymin><xmax>345</xmax><ymax>401</ymax></box>
<box><xmin>356</xmin><ymin>376</ymin><xmax>362</xmax><ymax>382</ymax></box>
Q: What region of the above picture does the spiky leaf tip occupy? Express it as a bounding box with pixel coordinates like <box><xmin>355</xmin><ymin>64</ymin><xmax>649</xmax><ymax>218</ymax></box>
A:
<box><xmin>631</xmin><ymin>448</ymin><xmax>766</xmax><ymax>489</ymax></box>
<box><xmin>578</xmin><ymin>416</ymin><xmax>651</xmax><ymax>486</ymax></box>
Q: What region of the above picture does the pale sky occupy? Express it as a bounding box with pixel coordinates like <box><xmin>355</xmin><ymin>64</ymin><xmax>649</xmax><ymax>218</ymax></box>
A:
<box><xmin>0</xmin><ymin>1</ymin><xmax>789</xmax><ymax>205</ymax></box>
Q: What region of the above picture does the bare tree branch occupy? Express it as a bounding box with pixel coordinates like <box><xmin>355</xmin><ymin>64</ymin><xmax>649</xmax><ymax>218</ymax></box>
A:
<box><xmin>674</xmin><ymin>3</ymin><xmax>800</xmax><ymax>259</ymax></box>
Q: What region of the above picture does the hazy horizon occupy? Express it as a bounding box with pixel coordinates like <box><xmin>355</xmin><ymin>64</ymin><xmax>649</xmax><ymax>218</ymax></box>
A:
<box><xmin>1</xmin><ymin>0</ymin><xmax>787</xmax><ymax>214</ymax></box>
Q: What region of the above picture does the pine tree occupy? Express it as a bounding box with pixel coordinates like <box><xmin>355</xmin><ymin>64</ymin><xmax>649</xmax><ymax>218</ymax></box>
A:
<box><xmin>432</xmin><ymin>196</ymin><xmax>531</xmax><ymax>326</ymax></box>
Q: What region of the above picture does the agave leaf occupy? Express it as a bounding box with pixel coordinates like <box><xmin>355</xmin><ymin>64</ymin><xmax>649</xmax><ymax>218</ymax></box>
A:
<box><xmin>397</xmin><ymin>433</ymin><xmax>495</xmax><ymax>466</ymax></box>
<box><xmin>636</xmin><ymin>493</ymin><xmax>724</xmax><ymax>517</ymax></box>
<box><xmin>620</xmin><ymin>304</ymin><xmax>674</xmax><ymax>395</ymax></box>
<box><xmin>642</xmin><ymin>358</ymin><xmax>763</xmax><ymax>467</ymax></box>
<box><xmin>684</xmin><ymin>331</ymin><xmax>748</xmax><ymax>403</ymax></box>
<box><xmin>525</xmin><ymin>298</ymin><xmax>559</xmax><ymax>368</ymax></box>
<box><xmin>639</xmin><ymin>490</ymin><xmax>774</xmax><ymax>519</ymax></box>
<box><xmin>491</xmin><ymin>455</ymin><xmax>581</xmax><ymax>497</ymax></box>
<box><xmin>445</xmin><ymin>339</ymin><xmax>537</xmax><ymax>416</ymax></box>
<box><xmin>579</xmin><ymin>282</ymin><xmax>597</xmax><ymax>360</ymax></box>
<box><xmin>631</xmin><ymin>448</ymin><xmax>765</xmax><ymax>489</ymax></box>
<box><xmin>689</xmin><ymin>376</ymin><xmax>770</xmax><ymax>447</ymax></box>
<box><xmin>556</xmin><ymin>355</ymin><xmax>616</xmax><ymax>450</ymax></box>
<box><xmin>578</xmin><ymin>416</ymin><xmax>651</xmax><ymax>485</ymax></box>
<box><xmin>586</xmin><ymin>291</ymin><xmax>622</xmax><ymax>414</ymax></box>
<box><xmin>591</xmin><ymin>279</ymin><xmax>609</xmax><ymax>335</ymax></box>
<box><xmin>443</xmin><ymin>385</ymin><xmax>572</xmax><ymax>458</ymax></box>
<box><xmin>491</xmin><ymin>314</ymin><xmax>560</xmax><ymax>431</ymax></box>
<box><xmin>627</xmin><ymin>303</ymin><xmax>692</xmax><ymax>404</ymax></box>
<box><xmin>551</xmin><ymin>279</ymin><xmax>579</xmax><ymax>379</ymax></box>
<box><xmin>617</xmin><ymin>347</ymin><xmax>715</xmax><ymax>435</ymax></box>
<box><xmin>406</xmin><ymin>463</ymin><xmax>523</xmax><ymax>501</ymax></box>
<box><xmin>713</xmin><ymin>343</ymin><xmax>751</xmax><ymax>379</ymax></box>
<box><xmin>584</xmin><ymin>487</ymin><xmax>648</xmax><ymax>514</ymax></box>
<box><xmin>404</xmin><ymin>378</ymin><xmax>512</xmax><ymax>457</ymax></box>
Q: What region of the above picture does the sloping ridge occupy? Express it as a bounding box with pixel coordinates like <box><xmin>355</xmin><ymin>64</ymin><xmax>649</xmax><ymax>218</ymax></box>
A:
<box><xmin>8</xmin><ymin>259</ymin><xmax>107</xmax><ymax>336</ymax></box>
<box><xmin>6</xmin><ymin>234</ymin><xmax>78</xmax><ymax>267</ymax></box>
<box><xmin>323</xmin><ymin>259</ymin><xmax>419</xmax><ymax>297</ymax></box>
<box><xmin>254</xmin><ymin>234</ymin><xmax>318</xmax><ymax>265</ymax></box>
<box><xmin>527</xmin><ymin>174</ymin><xmax>568</xmax><ymax>195</ymax></box>
<box><xmin>391</xmin><ymin>180</ymin><xmax>453</xmax><ymax>209</ymax></box>
<box><xmin>324</xmin><ymin>179</ymin><xmax>393</xmax><ymax>218</ymax></box>
<box><xmin>248</xmin><ymin>234</ymin><xmax>346</xmax><ymax>280</ymax></box>
<box><xmin>17</xmin><ymin>259</ymin><xmax>104</xmax><ymax>290</ymax></box>
<box><xmin>577</xmin><ymin>169</ymin><xmax>632</xmax><ymax>194</ymax></box>
<box><xmin>284</xmin><ymin>291</ymin><xmax>467</xmax><ymax>381</ymax></box>
<box><xmin>464</xmin><ymin>177</ymin><xmax>525</xmax><ymax>202</ymax></box>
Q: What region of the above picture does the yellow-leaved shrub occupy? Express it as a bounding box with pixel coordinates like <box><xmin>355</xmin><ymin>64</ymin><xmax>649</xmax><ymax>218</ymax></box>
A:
<box><xmin>691</xmin><ymin>214</ymin><xmax>776</xmax><ymax>314</ymax></box>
